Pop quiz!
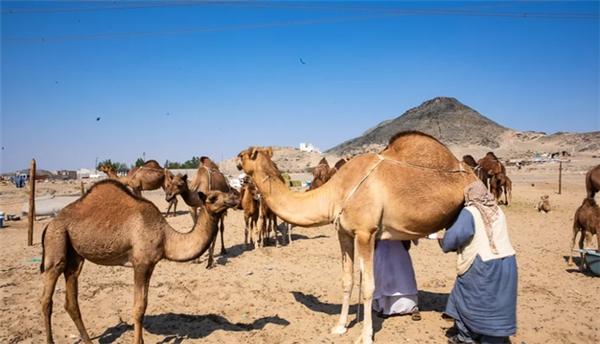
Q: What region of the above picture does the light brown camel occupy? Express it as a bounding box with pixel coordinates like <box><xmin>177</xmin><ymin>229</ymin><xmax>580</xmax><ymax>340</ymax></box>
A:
<box><xmin>99</xmin><ymin>161</ymin><xmax>178</xmax><ymax>216</ymax></box>
<box><xmin>40</xmin><ymin>179</ymin><xmax>239</xmax><ymax>344</ymax></box>
<box><xmin>164</xmin><ymin>158</ymin><xmax>231</xmax><ymax>268</ymax></box>
<box><xmin>567</xmin><ymin>197</ymin><xmax>600</xmax><ymax>269</ymax></box>
<box><xmin>537</xmin><ymin>195</ymin><xmax>551</xmax><ymax>213</ymax></box>
<box><xmin>586</xmin><ymin>164</ymin><xmax>600</xmax><ymax>199</ymax></box>
<box><xmin>239</xmin><ymin>177</ymin><xmax>260</xmax><ymax>248</ymax></box>
<box><xmin>236</xmin><ymin>131</ymin><xmax>477</xmax><ymax>343</ymax></box>
<box><xmin>258</xmin><ymin>193</ymin><xmax>279</xmax><ymax>247</ymax></box>
<box><xmin>490</xmin><ymin>172</ymin><xmax>512</xmax><ymax>206</ymax></box>
<box><xmin>308</xmin><ymin>158</ymin><xmax>331</xmax><ymax>190</ymax></box>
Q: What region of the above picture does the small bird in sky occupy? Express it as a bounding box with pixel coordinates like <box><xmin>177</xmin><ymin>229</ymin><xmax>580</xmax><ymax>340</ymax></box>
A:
<box><xmin>96</xmin><ymin>117</ymin><xmax>101</xmax><ymax>122</ymax></box>
<box><xmin>299</xmin><ymin>58</ymin><xmax>306</xmax><ymax>65</ymax></box>
<box><xmin>165</xmin><ymin>112</ymin><xmax>171</xmax><ymax>116</ymax></box>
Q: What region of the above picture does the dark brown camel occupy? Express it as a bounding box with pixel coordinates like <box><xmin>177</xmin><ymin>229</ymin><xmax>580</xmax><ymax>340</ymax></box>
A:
<box><xmin>476</xmin><ymin>152</ymin><xmax>506</xmax><ymax>189</ymax></box>
<box><xmin>165</xmin><ymin>157</ymin><xmax>232</xmax><ymax>268</ymax></box>
<box><xmin>568</xmin><ymin>197</ymin><xmax>600</xmax><ymax>269</ymax></box>
<box><xmin>308</xmin><ymin>158</ymin><xmax>331</xmax><ymax>190</ymax></box>
<box><xmin>490</xmin><ymin>172</ymin><xmax>512</xmax><ymax>206</ymax></box>
<box><xmin>586</xmin><ymin>165</ymin><xmax>600</xmax><ymax>199</ymax></box>
<box><xmin>258</xmin><ymin>193</ymin><xmax>279</xmax><ymax>247</ymax></box>
<box><xmin>462</xmin><ymin>155</ymin><xmax>478</xmax><ymax>168</ymax></box>
<box><xmin>326</xmin><ymin>157</ymin><xmax>349</xmax><ymax>180</ymax></box>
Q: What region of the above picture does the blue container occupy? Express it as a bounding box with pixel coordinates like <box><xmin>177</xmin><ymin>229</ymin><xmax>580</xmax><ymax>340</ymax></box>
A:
<box><xmin>0</xmin><ymin>212</ymin><xmax>4</xmax><ymax>228</ymax></box>
<box><xmin>579</xmin><ymin>249</ymin><xmax>600</xmax><ymax>277</ymax></box>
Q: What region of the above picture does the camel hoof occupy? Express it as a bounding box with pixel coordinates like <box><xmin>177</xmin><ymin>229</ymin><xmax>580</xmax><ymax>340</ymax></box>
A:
<box><xmin>330</xmin><ymin>325</ymin><xmax>347</xmax><ymax>335</ymax></box>
<box><xmin>354</xmin><ymin>335</ymin><xmax>373</xmax><ymax>344</ymax></box>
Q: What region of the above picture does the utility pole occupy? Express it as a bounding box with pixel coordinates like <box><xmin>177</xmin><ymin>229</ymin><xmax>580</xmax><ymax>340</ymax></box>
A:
<box><xmin>28</xmin><ymin>159</ymin><xmax>36</xmax><ymax>246</ymax></box>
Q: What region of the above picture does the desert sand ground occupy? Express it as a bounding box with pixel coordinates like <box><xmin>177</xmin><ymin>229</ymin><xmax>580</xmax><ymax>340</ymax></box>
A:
<box><xmin>1</xmin><ymin>158</ymin><xmax>599</xmax><ymax>344</ymax></box>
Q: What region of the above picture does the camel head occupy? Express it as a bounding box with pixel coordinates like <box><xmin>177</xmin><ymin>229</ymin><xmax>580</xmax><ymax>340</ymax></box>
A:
<box><xmin>200</xmin><ymin>190</ymin><xmax>240</xmax><ymax>215</ymax></box>
<box><xmin>165</xmin><ymin>173</ymin><xmax>188</xmax><ymax>202</ymax></box>
<box><xmin>236</xmin><ymin>146</ymin><xmax>274</xmax><ymax>175</ymax></box>
<box><xmin>98</xmin><ymin>164</ymin><xmax>113</xmax><ymax>175</ymax></box>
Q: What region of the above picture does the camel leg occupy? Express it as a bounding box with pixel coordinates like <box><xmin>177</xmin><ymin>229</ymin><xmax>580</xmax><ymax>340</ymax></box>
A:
<box><xmin>132</xmin><ymin>265</ymin><xmax>154</xmax><ymax>344</ymax></box>
<box><xmin>287</xmin><ymin>222</ymin><xmax>293</xmax><ymax>245</ymax></box>
<box><xmin>355</xmin><ymin>231</ymin><xmax>376</xmax><ymax>344</ymax></box>
<box><xmin>41</xmin><ymin>230</ymin><xmax>67</xmax><ymax>344</ymax></box>
<box><xmin>578</xmin><ymin>229</ymin><xmax>586</xmax><ymax>271</ymax></box>
<box><xmin>244</xmin><ymin>216</ymin><xmax>250</xmax><ymax>249</ymax></box>
<box><xmin>41</xmin><ymin>264</ymin><xmax>63</xmax><ymax>343</ymax></box>
<box><xmin>64</xmin><ymin>254</ymin><xmax>91</xmax><ymax>343</ymax></box>
<box><xmin>206</xmin><ymin>236</ymin><xmax>217</xmax><ymax>269</ymax></box>
<box><xmin>219</xmin><ymin>216</ymin><xmax>227</xmax><ymax>255</ymax></box>
<box><xmin>272</xmin><ymin>216</ymin><xmax>279</xmax><ymax>247</ymax></box>
<box><xmin>331</xmin><ymin>230</ymin><xmax>354</xmax><ymax>335</ymax></box>
<box><xmin>257</xmin><ymin>216</ymin><xmax>265</xmax><ymax>248</ymax></box>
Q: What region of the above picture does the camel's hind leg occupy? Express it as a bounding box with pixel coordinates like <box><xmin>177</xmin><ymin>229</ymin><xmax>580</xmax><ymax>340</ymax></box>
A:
<box><xmin>132</xmin><ymin>264</ymin><xmax>155</xmax><ymax>344</ymax></box>
<box><xmin>568</xmin><ymin>219</ymin><xmax>580</xmax><ymax>266</ymax></box>
<box><xmin>271</xmin><ymin>216</ymin><xmax>279</xmax><ymax>247</ymax></box>
<box><xmin>244</xmin><ymin>216</ymin><xmax>250</xmax><ymax>249</ymax></box>
<box><xmin>331</xmin><ymin>230</ymin><xmax>355</xmax><ymax>335</ymax></box>
<box><xmin>40</xmin><ymin>228</ymin><xmax>67</xmax><ymax>344</ymax></box>
<box><xmin>355</xmin><ymin>231</ymin><xmax>376</xmax><ymax>344</ymax></box>
<box><xmin>63</xmin><ymin>252</ymin><xmax>91</xmax><ymax>343</ymax></box>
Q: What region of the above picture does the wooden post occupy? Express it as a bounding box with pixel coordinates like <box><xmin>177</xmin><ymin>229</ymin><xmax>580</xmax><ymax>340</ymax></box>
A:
<box><xmin>28</xmin><ymin>159</ymin><xmax>36</xmax><ymax>246</ymax></box>
<box><xmin>80</xmin><ymin>181</ymin><xmax>85</xmax><ymax>195</ymax></box>
<box><xmin>558</xmin><ymin>161</ymin><xmax>562</xmax><ymax>195</ymax></box>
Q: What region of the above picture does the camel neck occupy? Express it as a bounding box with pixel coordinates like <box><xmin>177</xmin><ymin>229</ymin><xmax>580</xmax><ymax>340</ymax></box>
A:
<box><xmin>163</xmin><ymin>207</ymin><xmax>218</xmax><ymax>262</ymax></box>
<box><xmin>180</xmin><ymin>188</ymin><xmax>204</xmax><ymax>207</ymax></box>
<box><xmin>251</xmin><ymin>165</ymin><xmax>335</xmax><ymax>227</ymax></box>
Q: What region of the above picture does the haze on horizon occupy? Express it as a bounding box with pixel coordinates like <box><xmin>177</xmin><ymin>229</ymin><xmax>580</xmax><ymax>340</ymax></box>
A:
<box><xmin>1</xmin><ymin>1</ymin><xmax>599</xmax><ymax>173</ymax></box>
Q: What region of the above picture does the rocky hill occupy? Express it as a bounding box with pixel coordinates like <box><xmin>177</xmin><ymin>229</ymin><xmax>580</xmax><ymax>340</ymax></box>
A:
<box><xmin>327</xmin><ymin>97</ymin><xmax>599</xmax><ymax>159</ymax></box>
<box><xmin>328</xmin><ymin>97</ymin><xmax>511</xmax><ymax>155</ymax></box>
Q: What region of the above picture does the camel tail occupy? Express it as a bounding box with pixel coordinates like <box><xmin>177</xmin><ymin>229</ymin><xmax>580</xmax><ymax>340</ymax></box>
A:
<box><xmin>40</xmin><ymin>224</ymin><xmax>49</xmax><ymax>273</ymax></box>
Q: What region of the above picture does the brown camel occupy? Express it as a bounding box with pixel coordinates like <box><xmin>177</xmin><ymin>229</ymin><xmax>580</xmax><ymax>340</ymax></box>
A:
<box><xmin>308</xmin><ymin>158</ymin><xmax>331</xmax><ymax>190</ymax></box>
<box><xmin>258</xmin><ymin>193</ymin><xmax>279</xmax><ymax>247</ymax></box>
<box><xmin>567</xmin><ymin>197</ymin><xmax>600</xmax><ymax>269</ymax></box>
<box><xmin>237</xmin><ymin>131</ymin><xmax>477</xmax><ymax>343</ymax></box>
<box><xmin>239</xmin><ymin>177</ymin><xmax>260</xmax><ymax>248</ymax></box>
<box><xmin>476</xmin><ymin>152</ymin><xmax>506</xmax><ymax>189</ymax></box>
<box><xmin>586</xmin><ymin>165</ymin><xmax>600</xmax><ymax>199</ymax></box>
<box><xmin>326</xmin><ymin>157</ymin><xmax>349</xmax><ymax>180</ymax></box>
<box><xmin>99</xmin><ymin>161</ymin><xmax>178</xmax><ymax>216</ymax></box>
<box><xmin>40</xmin><ymin>179</ymin><xmax>239</xmax><ymax>344</ymax></box>
<box><xmin>537</xmin><ymin>195</ymin><xmax>551</xmax><ymax>213</ymax></box>
<box><xmin>164</xmin><ymin>157</ymin><xmax>231</xmax><ymax>268</ymax></box>
<box><xmin>462</xmin><ymin>154</ymin><xmax>478</xmax><ymax>168</ymax></box>
<box><xmin>490</xmin><ymin>172</ymin><xmax>512</xmax><ymax>206</ymax></box>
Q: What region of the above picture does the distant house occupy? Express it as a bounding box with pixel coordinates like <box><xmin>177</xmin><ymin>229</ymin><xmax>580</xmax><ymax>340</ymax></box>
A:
<box><xmin>299</xmin><ymin>142</ymin><xmax>320</xmax><ymax>153</ymax></box>
<box><xmin>56</xmin><ymin>170</ymin><xmax>78</xmax><ymax>180</ymax></box>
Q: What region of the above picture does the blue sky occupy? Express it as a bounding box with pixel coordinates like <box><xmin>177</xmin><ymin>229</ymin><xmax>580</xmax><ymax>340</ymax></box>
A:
<box><xmin>1</xmin><ymin>1</ymin><xmax>599</xmax><ymax>172</ymax></box>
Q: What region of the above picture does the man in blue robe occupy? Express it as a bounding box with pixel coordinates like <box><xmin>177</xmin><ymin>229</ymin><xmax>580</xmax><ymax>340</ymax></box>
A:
<box><xmin>440</xmin><ymin>181</ymin><xmax>518</xmax><ymax>344</ymax></box>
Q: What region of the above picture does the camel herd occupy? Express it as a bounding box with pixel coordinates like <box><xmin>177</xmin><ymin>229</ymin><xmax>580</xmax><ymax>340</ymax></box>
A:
<box><xmin>39</xmin><ymin>130</ymin><xmax>600</xmax><ymax>344</ymax></box>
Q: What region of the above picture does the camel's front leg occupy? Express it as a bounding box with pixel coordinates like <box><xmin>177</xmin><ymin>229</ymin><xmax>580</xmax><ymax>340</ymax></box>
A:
<box><xmin>568</xmin><ymin>222</ymin><xmax>579</xmax><ymax>266</ymax></box>
<box><xmin>219</xmin><ymin>216</ymin><xmax>227</xmax><ymax>255</ymax></box>
<box><xmin>355</xmin><ymin>231</ymin><xmax>375</xmax><ymax>344</ymax></box>
<box><xmin>206</xmin><ymin>236</ymin><xmax>217</xmax><ymax>269</ymax></box>
<box><xmin>578</xmin><ymin>229</ymin><xmax>587</xmax><ymax>271</ymax></box>
<box><xmin>331</xmin><ymin>230</ymin><xmax>354</xmax><ymax>335</ymax></box>
<box><xmin>132</xmin><ymin>265</ymin><xmax>154</xmax><ymax>344</ymax></box>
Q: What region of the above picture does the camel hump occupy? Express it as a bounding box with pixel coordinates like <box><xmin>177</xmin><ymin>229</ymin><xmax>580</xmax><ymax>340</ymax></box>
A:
<box><xmin>383</xmin><ymin>131</ymin><xmax>460</xmax><ymax>170</ymax></box>
<box><xmin>143</xmin><ymin>160</ymin><xmax>162</xmax><ymax>168</ymax></box>
<box><xmin>78</xmin><ymin>179</ymin><xmax>159</xmax><ymax>210</ymax></box>
<box><xmin>200</xmin><ymin>156</ymin><xmax>220</xmax><ymax>170</ymax></box>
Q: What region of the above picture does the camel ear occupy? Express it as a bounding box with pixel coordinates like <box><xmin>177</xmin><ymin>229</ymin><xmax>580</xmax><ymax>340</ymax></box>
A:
<box><xmin>197</xmin><ymin>191</ymin><xmax>207</xmax><ymax>204</ymax></box>
<box><xmin>182</xmin><ymin>174</ymin><xmax>188</xmax><ymax>181</ymax></box>
<box><xmin>266</xmin><ymin>147</ymin><xmax>273</xmax><ymax>157</ymax></box>
<box><xmin>251</xmin><ymin>147</ymin><xmax>259</xmax><ymax>160</ymax></box>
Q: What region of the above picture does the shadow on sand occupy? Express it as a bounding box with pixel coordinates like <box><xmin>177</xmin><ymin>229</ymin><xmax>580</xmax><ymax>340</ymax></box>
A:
<box><xmin>292</xmin><ymin>289</ymin><xmax>449</xmax><ymax>335</ymax></box>
<box><xmin>96</xmin><ymin>313</ymin><xmax>289</xmax><ymax>343</ymax></box>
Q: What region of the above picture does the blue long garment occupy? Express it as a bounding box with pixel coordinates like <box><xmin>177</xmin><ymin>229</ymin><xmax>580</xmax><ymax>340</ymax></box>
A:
<box><xmin>442</xmin><ymin>209</ymin><xmax>518</xmax><ymax>337</ymax></box>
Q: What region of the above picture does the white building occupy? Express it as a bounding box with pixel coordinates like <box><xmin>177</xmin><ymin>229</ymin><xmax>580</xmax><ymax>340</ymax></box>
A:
<box><xmin>299</xmin><ymin>142</ymin><xmax>320</xmax><ymax>153</ymax></box>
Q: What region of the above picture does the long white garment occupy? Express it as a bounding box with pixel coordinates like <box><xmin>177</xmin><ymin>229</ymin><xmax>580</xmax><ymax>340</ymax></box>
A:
<box><xmin>373</xmin><ymin>240</ymin><xmax>419</xmax><ymax>315</ymax></box>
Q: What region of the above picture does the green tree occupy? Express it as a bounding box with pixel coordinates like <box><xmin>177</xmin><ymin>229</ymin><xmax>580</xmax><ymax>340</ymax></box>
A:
<box><xmin>98</xmin><ymin>159</ymin><xmax>129</xmax><ymax>173</ymax></box>
<box><xmin>133</xmin><ymin>158</ymin><xmax>145</xmax><ymax>168</ymax></box>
